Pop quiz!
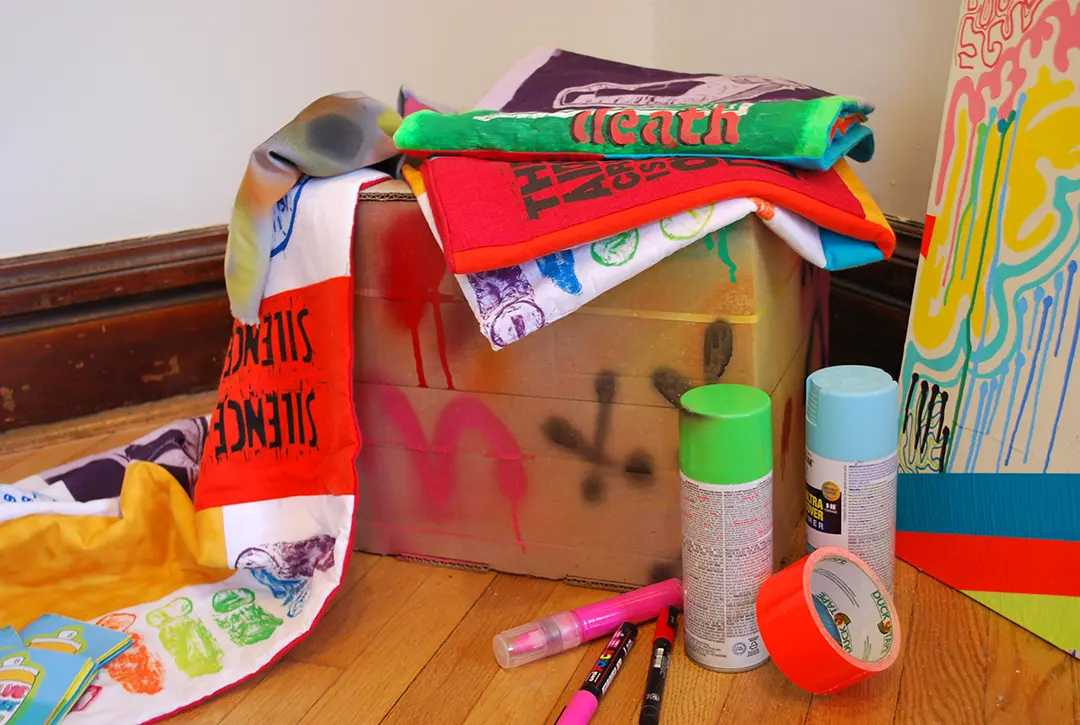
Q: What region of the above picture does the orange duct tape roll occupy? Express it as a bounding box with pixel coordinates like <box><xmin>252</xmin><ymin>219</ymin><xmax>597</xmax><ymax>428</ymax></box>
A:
<box><xmin>756</xmin><ymin>547</ymin><xmax>901</xmax><ymax>694</ymax></box>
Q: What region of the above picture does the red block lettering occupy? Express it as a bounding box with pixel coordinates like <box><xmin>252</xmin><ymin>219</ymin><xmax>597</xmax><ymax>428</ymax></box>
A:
<box><xmin>641</xmin><ymin>111</ymin><xmax>676</xmax><ymax>147</ymax></box>
<box><xmin>676</xmin><ymin>108</ymin><xmax>707</xmax><ymax>145</ymax></box>
<box><xmin>608</xmin><ymin>110</ymin><xmax>639</xmax><ymax>146</ymax></box>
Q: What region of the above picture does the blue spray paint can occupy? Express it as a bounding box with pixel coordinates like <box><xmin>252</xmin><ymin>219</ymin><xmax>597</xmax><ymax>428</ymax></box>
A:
<box><xmin>805</xmin><ymin>365</ymin><xmax>899</xmax><ymax>593</ymax></box>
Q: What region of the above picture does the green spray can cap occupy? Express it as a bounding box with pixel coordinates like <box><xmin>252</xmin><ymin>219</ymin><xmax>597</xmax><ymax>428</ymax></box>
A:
<box><xmin>679</xmin><ymin>384</ymin><xmax>773</xmax><ymax>484</ymax></box>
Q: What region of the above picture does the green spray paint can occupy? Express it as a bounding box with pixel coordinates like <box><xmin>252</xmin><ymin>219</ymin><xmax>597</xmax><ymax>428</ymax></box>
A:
<box><xmin>679</xmin><ymin>384</ymin><xmax>773</xmax><ymax>672</ymax></box>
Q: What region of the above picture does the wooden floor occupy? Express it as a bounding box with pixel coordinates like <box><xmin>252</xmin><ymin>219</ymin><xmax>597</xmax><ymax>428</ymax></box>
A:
<box><xmin>1</xmin><ymin>397</ymin><xmax>1078</xmax><ymax>725</ymax></box>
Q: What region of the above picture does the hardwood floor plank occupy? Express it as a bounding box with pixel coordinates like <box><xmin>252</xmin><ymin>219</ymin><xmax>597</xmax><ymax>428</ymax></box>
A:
<box><xmin>712</xmin><ymin>658</ymin><xmax>813</xmax><ymax>725</ymax></box>
<box><xmin>382</xmin><ymin>574</ymin><xmax>558</xmax><ymax>725</ymax></box>
<box><xmin>298</xmin><ymin>567</ymin><xmax>495</xmax><ymax>725</ymax></box>
<box><xmin>0</xmin><ymin>392</ymin><xmax>215</xmax><ymax>454</ymax></box>
<box><xmin>894</xmin><ymin>574</ymin><xmax>988</xmax><ymax>725</ymax></box>
<box><xmin>287</xmin><ymin>556</ymin><xmax>432</xmax><ymax>669</ymax></box>
<box><xmin>1074</xmin><ymin>654</ymin><xmax>1079</xmax><ymax>724</ymax></box>
<box><xmin>646</xmin><ymin>623</ymin><xmax>735</xmax><ymax>725</ymax></box>
<box><xmin>805</xmin><ymin>562</ymin><xmax>919</xmax><ymax>724</ymax></box>
<box><xmin>338</xmin><ymin>552</ymin><xmax>381</xmax><ymax>589</ymax></box>
<box><xmin>219</xmin><ymin>662</ymin><xmax>341</xmax><ymax>725</ymax></box>
<box><xmin>0</xmin><ymin>434</ymin><xmax>114</xmax><ymax>482</ymax></box>
<box><xmin>462</xmin><ymin>584</ymin><xmax>611</xmax><ymax>725</ymax></box>
<box><xmin>0</xmin><ymin>450</ymin><xmax>35</xmax><ymax>478</ymax></box>
<box><xmin>984</xmin><ymin>606</ymin><xmax>1076</xmax><ymax>724</ymax></box>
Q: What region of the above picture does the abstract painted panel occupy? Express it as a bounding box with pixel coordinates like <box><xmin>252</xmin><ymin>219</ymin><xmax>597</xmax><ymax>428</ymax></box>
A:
<box><xmin>897</xmin><ymin>0</ymin><xmax>1080</xmax><ymax>658</ymax></box>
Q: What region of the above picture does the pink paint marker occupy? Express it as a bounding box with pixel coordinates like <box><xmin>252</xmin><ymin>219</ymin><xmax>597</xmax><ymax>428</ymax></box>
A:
<box><xmin>493</xmin><ymin>578</ymin><xmax>682</xmax><ymax>668</ymax></box>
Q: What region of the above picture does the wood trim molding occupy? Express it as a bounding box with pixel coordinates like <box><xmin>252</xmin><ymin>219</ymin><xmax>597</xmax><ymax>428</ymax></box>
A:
<box><xmin>831</xmin><ymin>216</ymin><xmax>922</xmax><ymax>308</ymax></box>
<box><xmin>0</xmin><ymin>214</ymin><xmax>923</xmax><ymax>433</ymax></box>
<box><xmin>0</xmin><ymin>226</ymin><xmax>227</xmax><ymax>326</ymax></box>
<box><xmin>0</xmin><ymin>228</ymin><xmax>232</xmax><ymax>433</ymax></box>
<box><xmin>828</xmin><ymin>215</ymin><xmax>923</xmax><ymax>379</ymax></box>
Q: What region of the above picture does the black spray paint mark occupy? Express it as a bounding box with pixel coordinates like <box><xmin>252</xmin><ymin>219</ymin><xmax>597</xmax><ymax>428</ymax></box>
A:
<box><xmin>651</xmin><ymin>320</ymin><xmax>734</xmax><ymax>409</ymax></box>
<box><xmin>542</xmin><ymin>371</ymin><xmax>656</xmax><ymax>504</ymax></box>
<box><xmin>902</xmin><ymin>372</ymin><xmax>951</xmax><ymax>473</ymax></box>
<box><xmin>648</xmin><ymin>561</ymin><xmax>680</xmax><ymax>584</ymax></box>
<box><xmin>703</xmin><ymin>321</ymin><xmax>734</xmax><ymax>379</ymax></box>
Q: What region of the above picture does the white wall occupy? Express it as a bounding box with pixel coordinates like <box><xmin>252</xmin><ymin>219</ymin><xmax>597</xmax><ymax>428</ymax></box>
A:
<box><xmin>652</xmin><ymin>0</ymin><xmax>961</xmax><ymax>222</ymax></box>
<box><xmin>0</xmin><ymin>0</ymin><xmax>653</xmax><ymax>259</ymax></box>
<box><xmin>0</xmin><ymin>0</ymin><xmax>957</xmax><ymax>259</ymax></box>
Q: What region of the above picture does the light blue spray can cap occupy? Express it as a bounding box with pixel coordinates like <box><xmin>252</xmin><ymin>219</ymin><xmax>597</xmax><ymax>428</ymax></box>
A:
<box><xmin>806</xmin><ymin>365</ymin><xmax>899</xmax><ymax>462</ymax></box>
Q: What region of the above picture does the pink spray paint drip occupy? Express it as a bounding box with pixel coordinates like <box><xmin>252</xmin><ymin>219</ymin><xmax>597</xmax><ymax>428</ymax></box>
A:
<box><xmin>370</xmin><ymin>383</ymin><xmax>529</xmax><ymax>552</ymax></box>
<box><xmin>435</xmin><ymin>397</ymin><xmax>529</xmax><ymax>553</ymax></box>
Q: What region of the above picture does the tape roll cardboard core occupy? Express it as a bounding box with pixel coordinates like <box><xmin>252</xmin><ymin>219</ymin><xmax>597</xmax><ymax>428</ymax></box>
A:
<box><xmin>809</xmin><ymin>554</ymin><xmax>896</xmax><ymax>664</ymax></box>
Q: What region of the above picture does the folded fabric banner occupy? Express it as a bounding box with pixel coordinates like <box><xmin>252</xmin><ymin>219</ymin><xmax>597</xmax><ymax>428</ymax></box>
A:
<box><xmin>394</xmin><ymin>97</ymin><xmax>874</xmax><ymax>171</ymax></box>
<box><xmin>418</xmin><ymin>155</ymin><xmax>894</xmax><ymax>274</ymax></box>
<box><xmin>404</xmin><ymin>165</ymin><xmax>883</xmax><ymax>351</ymax></box>
<box><xmin>476</xmin><ymin>46</ymin><xmax>834</xmax><ymax>111</ymax></box>
<box><xmin>224</xmin><ymin>93</ymin><xmax>401</xmax><ymax>325</ymax></box>
<box><xmin>1</xmin><ymin>168</ymin><xmax>386</xmax><ymax>724</ymax></box>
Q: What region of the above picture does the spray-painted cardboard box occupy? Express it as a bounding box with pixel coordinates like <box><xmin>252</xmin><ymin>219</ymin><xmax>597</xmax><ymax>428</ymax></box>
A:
<box><xmin>896</xmin><ymin>0</ymin><xmax>1080</xmax><ymax>658</ymax></box>
<box><xmin>351</xmin><ymin>181</ymin><xmax>827</xmax><ymax>587</ymax></box>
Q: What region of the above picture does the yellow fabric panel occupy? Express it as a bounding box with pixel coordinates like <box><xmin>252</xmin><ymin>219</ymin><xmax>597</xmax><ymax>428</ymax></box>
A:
<box><xmin>401</xmin><ymin>164</ymin><xmax>425</xmax><ymax>195</ymax></box>
<box><xmin>0</xmin><ymin>462</ymin><xmax>233</xmax><ymax>629</ymax></box>
<box><xmin>194</xmin><ymin>506</ymin><xmax>228</xmax><ymax>570</ymax></box>
<box><xmin>965</xmin><ymin>590</ymin><xmax>1080</xmax><ymax>652</ymax></box>
<box><xmin>834</xmin><ymin>158</ymin><xmax>890</xmax><ymax>230</ymax></box>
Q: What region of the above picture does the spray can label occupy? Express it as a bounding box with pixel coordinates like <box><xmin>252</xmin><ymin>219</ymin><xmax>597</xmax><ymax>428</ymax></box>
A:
<box><xmin>805</xmin><ymin>450</ymin><xmax>898</xmax><ymax>592</ymax></box>
<box><xmin>680</xmin><ymin>470</ymin><xmax>772</xmax><ymax>671</ymax></box>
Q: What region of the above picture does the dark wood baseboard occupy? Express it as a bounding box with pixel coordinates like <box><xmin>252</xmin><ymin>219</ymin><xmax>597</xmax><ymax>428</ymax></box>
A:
<box><xmin>0</xmin><ymin>228</ymin><xmax>232</xmax><ymax>432</ymax></box>
<box><xmin>828</xmin><ymin>217</ymin><xmax>922</xmax><ymax>379</ymax></box>
<box><xmin>0</xmin><ymin>216</ymin><xmax>922</xmax><ymax>432</ymax></box>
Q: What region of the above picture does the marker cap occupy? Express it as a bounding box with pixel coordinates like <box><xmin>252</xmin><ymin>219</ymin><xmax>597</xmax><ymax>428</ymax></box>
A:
<box><xmin>679</xmin><ymin>384</ymin><xmax>772</xmax><ymax>484</ymax></box>
<box><xmin>806</xmin><ymin>366</ymin><xmax>898</xmax><ymax>462</ymax></box>
<box><xmin>493</xmin><ymin>611</ymin><xmax>583</xmax><ymax>669</ymax></box>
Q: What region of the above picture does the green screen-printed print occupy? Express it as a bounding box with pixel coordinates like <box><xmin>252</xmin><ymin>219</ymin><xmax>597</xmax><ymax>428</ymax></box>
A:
<box><xmin>147</xmin><ymin>598</ymin><xmax>224</xmax><ymax>678</ymax></box>
<box><xmin>212</xmin><ymin>588</ymin><xmax>283</xmax><ymax>646</ymax></box>
<box><xmin>590</xmin><ymin>229</ymin><xmax>639</xmax><ymax>267</ymax></box>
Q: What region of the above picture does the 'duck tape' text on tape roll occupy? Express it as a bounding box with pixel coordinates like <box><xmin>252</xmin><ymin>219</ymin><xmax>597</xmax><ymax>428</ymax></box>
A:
<box><xmin>756</xmin><ymin>547</ymin><xmax>901</xmax><ymax>694</ymax></box>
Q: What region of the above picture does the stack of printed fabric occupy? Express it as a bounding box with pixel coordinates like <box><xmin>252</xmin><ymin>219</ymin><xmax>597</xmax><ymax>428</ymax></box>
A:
<box><xmin>393</xmin><ymin>48</ymin><xmax>896</xmax><ymax>350</ymax></box>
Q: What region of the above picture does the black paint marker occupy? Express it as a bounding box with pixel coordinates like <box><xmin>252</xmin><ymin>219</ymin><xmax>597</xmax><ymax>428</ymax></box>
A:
<box><xmin>639</xmin><ymin>607</ymin><xmax>679</xmax><ymax>725</ymax></box>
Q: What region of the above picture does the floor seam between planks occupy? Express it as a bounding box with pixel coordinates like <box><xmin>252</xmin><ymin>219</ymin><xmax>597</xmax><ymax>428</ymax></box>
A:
<box><xmin>888</xmin><ymin>572</ymin><xmax>919</xmax><ymax>725</ymax></box>
<box><xmin>292</xmin><ymin>668</ymin><xmax>346</xmax><ymax>725</ymax></box>
<box><xmin>380</xmin><ymin>574</ymin><xmax>500</xmax><ymax>723</ymax></box>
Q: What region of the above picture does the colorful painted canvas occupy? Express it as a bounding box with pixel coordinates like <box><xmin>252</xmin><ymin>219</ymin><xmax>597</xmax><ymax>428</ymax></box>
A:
<box><xmin>896</xmin><ymin>0</ymin><xmax>1080</xmax><ymax>657</ymax></box>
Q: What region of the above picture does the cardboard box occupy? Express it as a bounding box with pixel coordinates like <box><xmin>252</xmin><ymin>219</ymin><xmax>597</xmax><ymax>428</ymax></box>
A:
<box><xmin>352</xmin><ymin>181</ymin><xmax>828</xmax><ymax>587</ymax></box>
